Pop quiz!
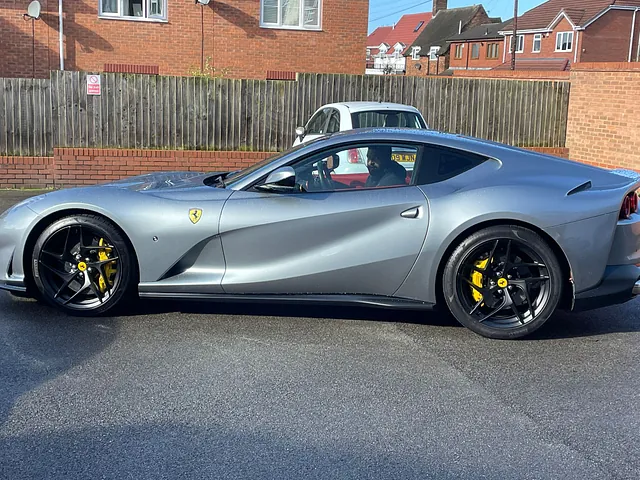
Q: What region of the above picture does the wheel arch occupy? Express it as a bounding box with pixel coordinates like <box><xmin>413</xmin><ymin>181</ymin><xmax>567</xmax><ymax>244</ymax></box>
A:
<box><xmin>22</xmin><ymin>208</ymin><xmax>140</xmax><ymax>296</ymax></box>
<box><xmin>434</xmin><ymin>218</ymin><xmax>574</xmax><ymax>311</ymax></box>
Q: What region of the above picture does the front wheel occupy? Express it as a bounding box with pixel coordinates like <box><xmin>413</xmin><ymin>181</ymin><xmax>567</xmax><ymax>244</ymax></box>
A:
<box><xmin>31</xmin><ymin>214</ymin><xmax>138</xmax><ymax>316</ymax></box>
<box><xmin>442</xmin><ymin>225</ymin><xmax>563</xmax><ymax>340</ymax></box>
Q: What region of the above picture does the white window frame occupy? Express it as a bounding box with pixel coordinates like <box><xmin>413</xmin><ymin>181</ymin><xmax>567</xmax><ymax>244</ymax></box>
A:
<box><xmin>429</xmin><ymin>46</ymin><xmax>440</xmax><ymax>60</ymax></box>
<box><xmin>508</xmin><ymin>34</ymin><xmax>525</xmax><ymax>53</ymax></box>
<box><xmin>98</xmin><ymin>0</ymin><xmax>168</xmax><ymax>22</ymax></box>
<box><xmin>532</xmin><ymin>33</ymin><xmax>542</xmax><ymax>53</ymax></box>
<box><xmin>454</xmin><ymin>44</ymin><xmax>464</xmax><ymax>59</ymax></box>
<box><xmin>260</xmin><ymin>0</ymin><xmax>322</xmax><ymax>31</ymax></box>
<box><xmin>471</xmin><ymin>43</ymin><xmax>480</xmax><ymax>59</ymax></box>
<box><xmin>411</xmin><ymin>46</ymin><xmax>421</xmax><ymax>60</ymax></box>
<box><xmin>555</xmin><ymin>31</ymin><xmax>574</xmax><ymax>52</ymax></box>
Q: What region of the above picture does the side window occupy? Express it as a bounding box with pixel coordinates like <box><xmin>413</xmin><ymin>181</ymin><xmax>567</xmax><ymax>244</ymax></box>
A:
<box><xmin>414</xmin><ymin>145</ymin><xmax>488</xmax><ymax>185</ymax></box>
<box><xmin>282</xmin><ymin>142</ymin><xmax>421</xmax><ymax>193</ymax></box>
<box><xmin>305</xmin><ymin>109</ymin><xmax>330</xmax><ymax>135</ymax></box>
<box><xmin>326</xmin><ymin>110</ymin><xmax>341</xmax><ymax>134</ymax></box>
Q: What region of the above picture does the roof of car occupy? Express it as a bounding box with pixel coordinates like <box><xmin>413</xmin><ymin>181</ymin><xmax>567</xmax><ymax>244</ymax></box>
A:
<box><xmin>322</xmin><ymin>102</ymin><xmax>422</xmax><ymax>113</ymax></box>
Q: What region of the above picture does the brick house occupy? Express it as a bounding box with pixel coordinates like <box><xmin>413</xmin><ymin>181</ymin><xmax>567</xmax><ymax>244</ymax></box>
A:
<box><xmin>404</xmin><ymin>1</ymin><xmax>495</xmax><ymax>76</ymax></box>
<box><xmin>497</xmin><ymin>0</ymin><xmax>640</xmax><ymax>70</ymax></box>
<box><xmin>0</xmin><ymin>0</ymin><xmax>369</xmax><ymax>80</ymax></box>
<box><xmin>365</xmin><ymin>12</ymin><xmax>432</xmax><ymax>74</ymax></box>
<box><xmin>446</xmin><ymin>20</ymin><xmax>511</xmax><ymax>72</ymax></box>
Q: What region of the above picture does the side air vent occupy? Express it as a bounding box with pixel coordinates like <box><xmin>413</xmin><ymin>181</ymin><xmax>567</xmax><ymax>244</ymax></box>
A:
<box><xmin>566</xmin><ymin>181</ymin><xmax>592</xmax><ymax>196</ymax></box>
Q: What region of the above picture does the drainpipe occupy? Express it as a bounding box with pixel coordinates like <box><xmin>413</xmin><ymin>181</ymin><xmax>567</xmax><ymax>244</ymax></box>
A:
<box><xmin>574</xmin><ymin>30</ymin><xmax>579</xmax><ymax>63</ymax></box>
<box><xmin>629</xmin><ymin>8</ymin><xmax>639</xmax><ymax>62</ymax></box>
<box><xmin>59</xmin><ymin>0</ymin><xmax>64</xmax><ymax>70</ymax></box>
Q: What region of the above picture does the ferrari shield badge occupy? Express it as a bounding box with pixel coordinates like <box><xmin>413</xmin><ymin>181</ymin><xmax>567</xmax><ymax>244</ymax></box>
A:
<box><xmin>189</xmin><ymin>208</ymin><xmax>203</xmax><ymax>224</ymax></box>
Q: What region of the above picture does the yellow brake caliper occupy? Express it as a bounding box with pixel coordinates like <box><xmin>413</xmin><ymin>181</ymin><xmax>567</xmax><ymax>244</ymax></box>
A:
<box><xmin>97</xmin><ymin>238</ymin><xmax>117</xmax><ymax>293</ymax></box>
<box><xmin>471</xmin><ymin>258</ymin><xmax>488</xmax><ymax>303</ymax></box>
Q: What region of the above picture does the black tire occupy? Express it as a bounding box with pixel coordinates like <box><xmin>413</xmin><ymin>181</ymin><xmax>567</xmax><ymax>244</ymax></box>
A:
<box><xmin>30</xmin><ymin>214</ymin><xmax>138</xmax><ymax>316</ymax></box>
<box><xmin>442</xmin><ymin>225</ymin><xmax>563</xmax><ymax>340</ymax></box>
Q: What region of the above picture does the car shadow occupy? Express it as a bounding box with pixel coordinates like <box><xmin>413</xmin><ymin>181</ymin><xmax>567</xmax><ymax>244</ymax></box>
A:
<box><xmin>528</xmin><ymin>301</ymin><xmax>640</xmax><ymax>340</ymax></box>
<box><xmin>0</xmin><ymin>422</ymin><xmax>515</xmax><ymax>480</ymax></box>
<box><xmin>120</xmin><ymin>297</ymin><xmax>640</xmax><ymax>341</ymax></box>
<box><xmin>122</xmin><ymin>298</ymin><xmax>461</xmax><ymax>328</ymax></box>
<box><xmin>0</xmin><ymin>296</ymin><xmax>118</xmax><ymax>427</ymax></box>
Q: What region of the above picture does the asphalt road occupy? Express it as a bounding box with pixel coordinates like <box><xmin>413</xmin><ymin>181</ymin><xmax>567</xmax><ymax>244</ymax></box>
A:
<box><xmin>1</xmin><ymin>191</ymin><xmax>639</xmax><ymax>479</ymax></box>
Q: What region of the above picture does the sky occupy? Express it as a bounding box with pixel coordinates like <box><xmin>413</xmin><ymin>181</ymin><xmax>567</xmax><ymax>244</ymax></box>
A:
<box><xmin>367</xmin><ymin>0</ymin><xmax>546</xmax><ymax>33</ymax></box>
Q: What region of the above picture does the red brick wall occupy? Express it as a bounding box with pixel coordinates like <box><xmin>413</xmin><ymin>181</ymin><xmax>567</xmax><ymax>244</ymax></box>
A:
<box><xmin>449</xmin><ymin>40</ymin><xmax>504</xmax><ymax>70</ymax></box>
<box><xmin>451</xmin><ymin>70</ymin><xmax>570</xmax><ymax>80</ymax></box>
<box><xmin>1</xmin><ymin>147</ymin><xmax>570</xmax><ymax>189</ymax></box>
<box><xmin>566</xmin><ymin>64</ymin><xmax>640</xmax><ymax>171</ymax></box>
<box><xmin>0</xmin><ymin>0</ymin><xmax>368</xmax><ymax>80</ymax></box>
<box><xmin>581</xmin><ymin>10</ymin><xmax>640</xmax><ymax>63</ymax></box>
<box><xmin>0</xmin><ymin>149</ymin><xmax>272</xmax><ymax>189</ymax></box>
<box><xmin>405</xmin><ymin>57</ymin><xmax>447</xmax><ymax>76</ymax></box>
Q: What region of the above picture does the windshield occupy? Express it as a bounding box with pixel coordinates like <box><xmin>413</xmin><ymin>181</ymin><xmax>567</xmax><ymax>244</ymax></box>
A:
<box><xmin>221</xmin><ymin>142</ymin><xmax>312</xmax><ymax>187</ymax></box>
<box><xmin>351</xmin><ymin>110</ymin><xmax>427</xmax><ymax>129</ymax></box>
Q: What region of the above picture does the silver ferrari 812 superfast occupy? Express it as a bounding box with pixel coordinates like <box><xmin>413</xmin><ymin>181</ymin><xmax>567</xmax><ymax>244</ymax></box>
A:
<box><xmin>1</xmin><ymin>128</ymin><xmax>639</xmax><ymax>339</ymax></box>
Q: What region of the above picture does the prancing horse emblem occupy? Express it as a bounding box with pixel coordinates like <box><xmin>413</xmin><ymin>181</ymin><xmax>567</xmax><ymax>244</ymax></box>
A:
<box><xmin>189</xmin><ymin>208</ymin><xmax>203</xmax><ymax>224</ymax></box>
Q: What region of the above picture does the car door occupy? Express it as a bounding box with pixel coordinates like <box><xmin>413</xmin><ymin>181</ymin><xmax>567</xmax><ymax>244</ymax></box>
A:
<box><xmin>218</xmin><ymin>140</ymin><xmax>430</xmax><ymax>296</ymax></box>
<box><xmin>292</xmin><ymin>107</ymin><xmax>331</xmax><ymax>146</ymax></box>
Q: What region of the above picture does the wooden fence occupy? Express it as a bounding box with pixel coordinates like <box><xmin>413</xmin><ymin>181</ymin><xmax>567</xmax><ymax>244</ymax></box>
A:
<box><xmin>0</xmin><ymin>71</ymin><xmax>571</xmax><ymax>156</ymax></box>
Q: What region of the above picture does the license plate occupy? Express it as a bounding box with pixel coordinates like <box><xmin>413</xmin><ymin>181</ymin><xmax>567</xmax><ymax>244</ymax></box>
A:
<box><xmin>392</xmin><ymin>153</ymin><xmax>416</xmax><ymax>163</ymax></box>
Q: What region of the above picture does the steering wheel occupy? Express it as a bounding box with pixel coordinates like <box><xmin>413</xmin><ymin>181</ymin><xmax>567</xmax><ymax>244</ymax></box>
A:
<box><xmin>317</xmin><ymin>160</ymin><xmax>333</xmax><ymax>191</ymax></box>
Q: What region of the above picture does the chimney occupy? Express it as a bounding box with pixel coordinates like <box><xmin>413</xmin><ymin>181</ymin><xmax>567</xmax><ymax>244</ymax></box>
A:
<box><xmin>433</xmin><ymin>0</ymin><xmax>447</xmax><ymax>16</ymax></box>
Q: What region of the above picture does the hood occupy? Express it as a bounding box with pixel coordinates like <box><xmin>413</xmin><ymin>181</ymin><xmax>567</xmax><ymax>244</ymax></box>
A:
<box><xmin>100</xmin><ymin>170</ymin><xmax>230</xmax><ymax>192</ymax></box>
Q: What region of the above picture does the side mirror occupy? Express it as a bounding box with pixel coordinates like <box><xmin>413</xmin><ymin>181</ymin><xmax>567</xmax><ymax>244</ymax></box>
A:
<box><xmin>295</xmin><ymin>126</ymin><xmax>306</xmax><ymax>139</ymax></box>
<box><xmin>255</xmin><ymin>166</ymin><xmax>297</xmax><ymax>193</ymax></box>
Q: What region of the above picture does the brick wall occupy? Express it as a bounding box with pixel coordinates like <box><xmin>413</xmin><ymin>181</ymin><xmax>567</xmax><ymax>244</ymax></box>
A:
<box><xmin>581</xmin><ymin>10</ymin><xmax>640</xmax><ymax>63</ymax></box>
<box><xmin>405</xmin><ymin>57</ymin><xmax>447</xmax><ymax>76</ymax></box>
<box><xmin>566</xmin><ymin>63</ymin><xmax>640</xmax><ymax>170</ymax></box>
<box><xmin>0</xmin><ymin>0</ymin><xmax>368</xmax><ymax>80</ymax></box>
<box><xmin>0</xmin><ymin>149</ymin><xmax>272</xmax><ymax>189</ymax></box>
<box><xmin>0</xmin><ymin>147</ymin><xmax>569</xmax><ymax>189</ymax></box>
<box><xmin>451</xmin><ymin>70</ymin><xmax>570</xmax><ymax>80</ymax></box>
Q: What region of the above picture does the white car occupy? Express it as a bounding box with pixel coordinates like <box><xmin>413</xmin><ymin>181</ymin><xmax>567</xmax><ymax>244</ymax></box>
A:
<box><xmin>293</xmin><ymin>102</ymin><xmax>429</xmax><ymax>177</ymax></box>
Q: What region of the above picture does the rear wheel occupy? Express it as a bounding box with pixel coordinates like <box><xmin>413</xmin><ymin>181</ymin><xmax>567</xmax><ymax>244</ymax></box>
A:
<box><xmin>31</xmin><ymin>214</ymin><xmax>137</xmax><ymax>316</ymax></box>
<box><xmin>443</xmin><ymin>225</ymin><xmax>563</xmax><ymax>339</ymax></box>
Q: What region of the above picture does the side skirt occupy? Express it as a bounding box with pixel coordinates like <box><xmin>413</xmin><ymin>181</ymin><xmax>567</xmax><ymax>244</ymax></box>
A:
<box><xmin>138</xmin><ymin>292</ymin><xmax>436</xmax><ymax>310</ymax></box>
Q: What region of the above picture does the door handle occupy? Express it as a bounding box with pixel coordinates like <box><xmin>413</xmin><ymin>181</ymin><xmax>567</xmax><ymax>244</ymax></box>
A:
<box><xmin>400</xmin><ymin>207</ymin><xmax>420</xmax><ymax>219</ymax></box>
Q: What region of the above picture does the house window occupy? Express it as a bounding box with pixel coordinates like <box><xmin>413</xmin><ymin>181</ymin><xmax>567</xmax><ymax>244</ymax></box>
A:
<box><xmin>486</xmin><ymin>43</ymin><xmax>499</xmax><ymax>59</ymax></box>
<box><xmin>261</xmin><ymin>0</ymin><xmax>321</xmax><ymax>30</ymax></box>
<box><xmin>429</xmin><ymin>46</ymin><xmax>440</xmax><ymax>60</ymax></box>
<box><xmin>454</xmin><ymin>44</ymin><xmax>464</xmax><ymax>59</ymax></box>
<box><xmin>532</xmin><ymin>34</ymin><xmax>542</xmax><ymax>53</ymax></box>
<box><xmin>414</xmin><ymin>21</ymin><xmax>424</xmax><ymax>32</ymax></box>
<box><xmin>411</xmin><ymin>46</ymin><xmax>421</xmax><ymax>60</ymax></box>
<box><xmin>99</xmin><ymin>0</ymin><xmax>167</xmax><ymax>20</ymax></box>
<box><xmin>556</xmin><ymin>31</ymin><xmax>574</xmax><ymax>52</ymax></box>
<box><xmin>509</xmin><ymin>34</ymin><xmax>524</xmax><ymax>53</ymax></box>
<box><xmin>471</xmin><ymin>44</ymin><xmax>479</xmax><ymax>59</ymax></box>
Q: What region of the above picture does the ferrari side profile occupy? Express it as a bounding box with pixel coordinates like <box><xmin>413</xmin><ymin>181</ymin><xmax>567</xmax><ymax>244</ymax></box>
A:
<box><xmin>1</xmin><ymin>128</ymin><xmax>640</xmax><ymax>339</ymax></box>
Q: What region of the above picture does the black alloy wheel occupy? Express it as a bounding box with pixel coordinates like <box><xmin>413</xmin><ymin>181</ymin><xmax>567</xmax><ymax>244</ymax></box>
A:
<box><xmin>443</xmin><ymin>225</ymin><xmax>563</xmax><ymax>339</ymax></box>
<box><xmin>31</xmin><ymin>214</ymin><xmax>137</xmax><ymax>316</ymax></box>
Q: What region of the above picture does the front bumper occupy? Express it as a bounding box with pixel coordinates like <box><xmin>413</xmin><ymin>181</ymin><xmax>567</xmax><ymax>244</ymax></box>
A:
<box><xmin>572</xmin><ymin>265</ymin><xmax>640</xmax><ymax>312</ymax></box>
<box><xmin>0</xmin><ymin>202</ymin><xmax>39</xmax><ymax>296</ymax></box>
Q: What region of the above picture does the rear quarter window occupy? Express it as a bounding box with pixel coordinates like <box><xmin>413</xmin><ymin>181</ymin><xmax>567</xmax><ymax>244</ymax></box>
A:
<box><xmin>414</xmin><ymin>145</ymin><xmax>488</xmax><ymax>185</ymax></box>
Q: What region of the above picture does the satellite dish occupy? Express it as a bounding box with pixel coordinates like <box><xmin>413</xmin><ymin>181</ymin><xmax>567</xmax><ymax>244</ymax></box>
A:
<box><xmin>27</xmin><ymin>0</ymin><xmax>41</xmax><ymax>19</ymax></box>
<box><xmin>195</xmin><ymin>0</ymin><xmax>210</xmax><ymax>4</ymax></box>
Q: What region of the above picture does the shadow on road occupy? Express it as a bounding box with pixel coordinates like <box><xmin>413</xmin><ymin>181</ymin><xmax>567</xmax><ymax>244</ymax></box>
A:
<box><xmin>0</xmin><ymin>422</ymin><xmax>525</xmax><ymax>480</ymax></box>
<box><xmin>123</xmin><ymin>298</ymin><xmax>461</xmax><ymax>328</ymax></box>
<box><xmin>120</xmin><ymin>296</ymin><xmax>640</xmax><ymax>341</ymax></box>
<box><xmin>0</xmin><ymin>297</ymin><xmax>118</xmax><ymax>427</ymax></box>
